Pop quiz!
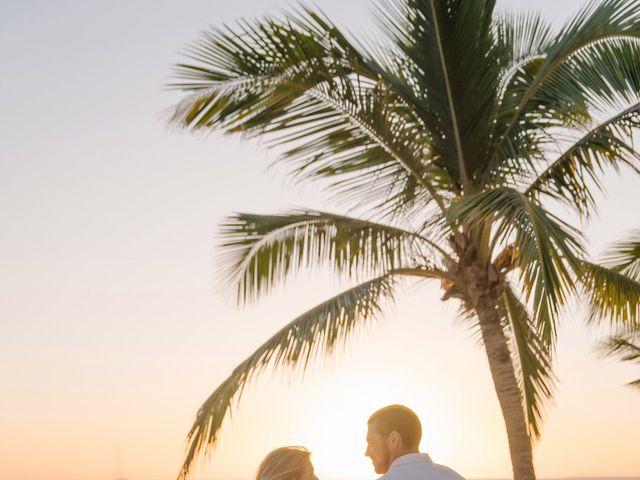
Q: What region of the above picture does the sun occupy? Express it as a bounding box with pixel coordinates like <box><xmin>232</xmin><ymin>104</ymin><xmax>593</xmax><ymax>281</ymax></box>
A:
<box><xmin>286</xmin><ymin>365</ymin><xmax>455</xmax><ymax>480</ymax></box>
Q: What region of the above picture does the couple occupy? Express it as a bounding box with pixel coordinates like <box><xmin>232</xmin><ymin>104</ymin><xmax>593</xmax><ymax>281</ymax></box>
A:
<box><xmin>255</xmin><ymin>405</ymin><xmax>464</xmax><ymax>480</ymax></box>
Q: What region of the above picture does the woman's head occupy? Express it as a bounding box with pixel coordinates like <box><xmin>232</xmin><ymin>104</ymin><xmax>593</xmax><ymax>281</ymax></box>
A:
<box><xmin>256</xmin><ymin>447</ymin><xmax>317</xmax><ymax>480</ymax></box>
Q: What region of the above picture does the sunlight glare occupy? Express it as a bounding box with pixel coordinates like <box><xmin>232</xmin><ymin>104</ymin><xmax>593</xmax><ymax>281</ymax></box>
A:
<box><xmin>288</xmin><ymin>364</ymin><xmax>456</xmax><ymax>480</ymax></box>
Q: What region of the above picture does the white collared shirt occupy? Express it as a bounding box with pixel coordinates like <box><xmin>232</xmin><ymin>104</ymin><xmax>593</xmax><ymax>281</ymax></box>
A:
<box><xmin>381</xmin><ymin>453</ymin><xmax>465</xmax><ymax>480</ymax></box>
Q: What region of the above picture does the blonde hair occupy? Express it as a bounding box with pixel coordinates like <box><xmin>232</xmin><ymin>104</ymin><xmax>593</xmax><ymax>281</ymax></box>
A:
<box><xmin>256</xmin><ymin>446</ymin><xmax>311</xmax><ymax>480</ymax></box>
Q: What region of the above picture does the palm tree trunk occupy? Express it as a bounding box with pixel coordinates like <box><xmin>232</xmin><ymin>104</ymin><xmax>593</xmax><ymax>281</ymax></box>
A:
<box><xmin>476</xmin><ymin>297</ymin><xmax>536</xmax><ymax>480</ymax></box>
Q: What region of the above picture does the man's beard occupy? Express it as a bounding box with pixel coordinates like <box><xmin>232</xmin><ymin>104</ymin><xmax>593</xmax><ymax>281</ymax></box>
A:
<box><xmin>374</xmin><ymin>448</ymin><xmax>392</xmax><ymax>474</ymax></box>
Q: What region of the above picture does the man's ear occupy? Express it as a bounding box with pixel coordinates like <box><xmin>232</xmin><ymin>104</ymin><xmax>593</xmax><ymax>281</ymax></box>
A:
<box><xmin>388</xmin><ymin>430</ymin><xmax>402</xmax><ymax>450</ymax></box>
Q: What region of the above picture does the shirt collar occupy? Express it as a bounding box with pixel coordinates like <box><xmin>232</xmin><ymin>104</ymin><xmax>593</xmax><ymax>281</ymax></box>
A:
<box><xmin>388</xmin><ymin>452</ymin><xmax>432</xmax><ymax>470</ymax></box>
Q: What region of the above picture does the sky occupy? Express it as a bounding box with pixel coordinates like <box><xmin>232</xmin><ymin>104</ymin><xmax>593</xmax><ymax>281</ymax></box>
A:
<box><xmin>1</xmin><ymin>1</ymin><xmax>639</xmax><ymax>480</ymax></box>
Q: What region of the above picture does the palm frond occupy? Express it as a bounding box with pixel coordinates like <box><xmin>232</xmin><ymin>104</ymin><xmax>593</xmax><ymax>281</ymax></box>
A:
<box><xmin>485</xmin><ymin>56</ymin><xmax>590</xmax><ymax>189</ymax></box>
<box><xmin>582</xmin><ymin>261</ymin><xmax>640</xmax><ymax>327</ymax></box>
<box><xmin>495</xmin><ymin>10</ymin><xmax>553</xmax><ymax>65</ymax></box>
<box><xmin>525</xmin><ymin>104</ymin><xmax>640</xmax><ymax>216</ymax></box>
<box><xmin>505</xmin><ymin>36</ymin><xmax>640</xmax><ymax>194</ymax></box>
<box><xmin>378</xmin><ymin>0</ymin><xmax>504</xmax><ymax>188</ymax></box>
<box><xmin>500</xmin><ymin>286</ymin><xmax>555</xmax><ymax>439</ymax></box>
<box><xmin>177</xmin><ymin>274</ymin><xmax>395</xmax><ymax>480</ymax></box>
<box><xmin>601</xmin><ymin>230</ymin><xmax>640</xmax><ymax>280</ymax></box>
<box><xmin>494</xmin><ymin>10</ymin><xmax>553</xmax><ymax>84</ymax></box>
<box><xmin>549</xmin><ymin>36</ymin><xmax>640</xmax><ymax>114</ymax></box>
<box><xmin>489</xmin><ymin>0</ymin><xmax>640</xmax><ymax>178</ymax></box>
<box><xmin>588</xmin><ymin>231</ymin><xmax>640</xmax><ymax>386</ymax></box>
<box><xmin>491</xmin><ymin>11</ymin><xmax>554</xmax><ymax>164</ymax></box>
<box><xmin>169</xmin><ymin>10</ymin><xmax>451</xmax><ymax>216</ymax></box>
<box><xmin>265</xmin><ymin>78</ymin><xmax>453</xmax><ymax>214</ymax></box>
<box><xmin>451</xmin><ymin>187</ymin><xmax>584</xmax><ymax>344</ymax></box>
<box><xmin>169</xmin><ymin>9</ymin><xmax>370</xmax><ymax>131</ymax></box>
<box><xmin>218</xmin><ymin>210</ymin><xmax>442</xmax><ymax>303</ymax></box>
<box><xmin>603</xmin><ymin>333</ymin><xmax>640</xmax><ymax>389</ymax></box>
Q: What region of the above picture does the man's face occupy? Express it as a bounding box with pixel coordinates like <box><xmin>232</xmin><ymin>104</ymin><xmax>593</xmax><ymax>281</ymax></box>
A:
<box><xmin>365</xmin><ymin>422</ymin><xmax>391</xmax><ymax>474</ymax></box>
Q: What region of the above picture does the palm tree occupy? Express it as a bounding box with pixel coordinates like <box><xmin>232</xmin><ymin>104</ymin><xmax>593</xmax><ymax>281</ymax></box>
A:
<box><xmin>588</xmin><ymin>231</ymin><xmax>640</xmax><ymax>388</ymax></box>
<box><xmin>168</xmin><ymin>1</ymin><xmax>640</xmax><ymax>479</ymax></box>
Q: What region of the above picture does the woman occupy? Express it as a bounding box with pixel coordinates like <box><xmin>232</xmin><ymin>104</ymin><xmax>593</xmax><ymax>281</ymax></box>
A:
<box><xmin>256</xmin><ymin>447</ymin><xmax>318</xmax><ymax>480</ymax></box>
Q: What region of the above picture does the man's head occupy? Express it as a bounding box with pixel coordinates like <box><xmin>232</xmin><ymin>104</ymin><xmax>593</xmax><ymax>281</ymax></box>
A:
<box><xmin>365</xmin><ymin>405</ymin><xmax>422</xmax><ymax>474</ymax></box>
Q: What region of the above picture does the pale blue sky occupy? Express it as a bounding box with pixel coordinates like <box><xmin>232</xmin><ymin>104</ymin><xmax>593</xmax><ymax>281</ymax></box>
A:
<box><xmin>1</xmin><ymin>1</ymin><xmax>639</xmax><ymax>480</ymax></box>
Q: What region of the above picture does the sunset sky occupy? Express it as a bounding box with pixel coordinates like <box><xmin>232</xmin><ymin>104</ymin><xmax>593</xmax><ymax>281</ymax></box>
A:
<box><xmin>1</xmin><ymin>1</ymin><xmax>639</xmax><ymax>479</ymax></box>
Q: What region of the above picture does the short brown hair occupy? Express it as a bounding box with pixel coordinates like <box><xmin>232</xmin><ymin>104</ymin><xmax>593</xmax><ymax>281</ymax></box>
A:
<box><xmin>256</xmin><ymin>446</ymin><xmax>311</xmax><ymax>480</ymax></box>
<box><xmin>368</xmin><ymin>405</ymin><xmax>422</xmax><ymax>449</ymax></box>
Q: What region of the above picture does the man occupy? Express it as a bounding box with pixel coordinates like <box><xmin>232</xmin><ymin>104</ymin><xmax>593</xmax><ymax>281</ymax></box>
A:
<box><xmin>365</xmin><ymin>405</ymin><xmax>464</xmax><ymax>480</ymax></box>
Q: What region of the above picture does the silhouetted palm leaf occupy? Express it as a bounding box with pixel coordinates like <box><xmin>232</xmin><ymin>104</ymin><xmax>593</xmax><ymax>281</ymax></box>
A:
<box><xmin>526</xmin><ymin>105</ymin><xmax>640</xmax><ymax>215</ymax></box>
<box><xmin>583</xmin><ymin>262</ymin><xmax>640</xmax><ymax>327</ymax></box>
<box><xmin>604</xmin><ymin>334</ymin><xmax>640</xmax><ymax>389</ymax></box>
<box><xmin>588</xmin><ymin>231</ymin><xmax>640</xmax><ymax>389</ymax></box>
<box><xmin>177</xmin><ymin>274</ymin><xmax>395</xmax><ymax>480</ymax></box>
<box><xmin>218</xmin><ymin>210</ymin><xmax>447</xmax><ymax>302</ymax></box>
<box><xmin>602</xmin><ymin>230</ymin><xmax>640</xmax><ymax>280</ymax></box>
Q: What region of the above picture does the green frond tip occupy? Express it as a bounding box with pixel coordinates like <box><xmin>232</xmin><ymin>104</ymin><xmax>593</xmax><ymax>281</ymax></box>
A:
<box><xmin>177</xmin><ymin>274</ymin><xmax>395</xmax><ymax>480</ymax></box>
<box><xmin>585</xmin><ymin>232</ymin><xmax>640</xmax><ymax>389</ymax></box>
<box><xmin>601</xmin><ymin>229</ymin><xmax>640</xmax><ymax>280</ymax></box>
<box><xmin>167</xmin><ymin>9</ymin><xmax>374</xmax><ymax>134</ymax></box>
<box><xmin>582</xmin><ymin>261</ymin><xmax>640</xmax><ymax>328</ymax></box>
<box><xmin>217</xmin><ymin>210</ymin><xmax>442</xmax><ymax>304</ymax></box>
<box><xmin>582</xmin><ymin>231</ymin><xmax>640</xmax><ymax>327</ymax></box>
<box><xmin>525</xmin><ymin>104</ymin><xmax>640</xmax><ymax>217</ymax></box>
<box><xmin>603</xmin><ymin>333</ymin><xmax>640</xmax><ymax>389</ymax></box>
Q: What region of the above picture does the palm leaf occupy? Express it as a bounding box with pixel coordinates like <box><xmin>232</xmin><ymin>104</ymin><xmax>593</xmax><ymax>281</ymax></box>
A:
<box><xmin>591</xmin><ymin>231</ymin><xmax>640</xmax><ymax>389</ymax></box>
<box><xmin>494</xmin><ymin>11</ymin><xmax>553</xmax><ymax>83</ymax></box>
<box><xmin>265</xmin><ymin>78</ymin><xmax>452</xmax><ymax>214</ymax></box>
<box><xmin>169</xmin><ymin>10</ymin><xmax>451</xmax><ymax>216</ymax></box>
<box><xmin>601</xmin><ymin>229</ymin><xmax>640</xmax><ymax>280</ymax></box>
<box><xmin>525</xmin><ymin>104</ymin><xmax>640</xmax><ymax>216</ymax></box>
<box><xmin>451</xmin><ymin>187</ymin><xmax>584</xmax><ymax>344</ymax></box>
<box><xmin>218</xmin><ymin>210</ymin><xmax>446</xmax><ymax>303</ymax></box>
<box><xmin>177</xmin><ymin>274</ymin><xmax>395</xmax><ymax>480</ymax></box>
<box><xmin>500</xmin><ymin>286</ymin><xmax>555</xmax><ymax>439</ymax></box>
<box><xmin>545</xmin><ymin>37</ymin><xmax>640</xmax><ymax>114</ymax></box>
<box><xmin>169</xmin><ymin>9</ymin><xmax>370</xmax><ymax>131</ymax></box>
<box><xmin>489</xmin><ymin>0</ymin><xmax>640</xmax><ymax>178</ymax></box>
<box><xmin>379</xmin><ymin>0</ymin><xmax>504</xmax><ymax>188</ymax></box>
<box><xmin>582</xmin><ymin>261</ymin><xmax>640</xmax><ymax>327</ymax></box>
<box><xmin>603</xmin><ymin>333</ymin><xmax>640</xmax><ymax>389</ymax></box>
<box><xmin>482</xmin><ymin>12</ymin><xmax>555</xmax><ymax>186</ymax></box>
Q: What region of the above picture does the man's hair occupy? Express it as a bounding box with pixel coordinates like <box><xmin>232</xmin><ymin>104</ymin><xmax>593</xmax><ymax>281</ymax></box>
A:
<box><xmin>368</xmin><ymin>405</ymin><xmax>422</xmax><ymax>449</ymax></box>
